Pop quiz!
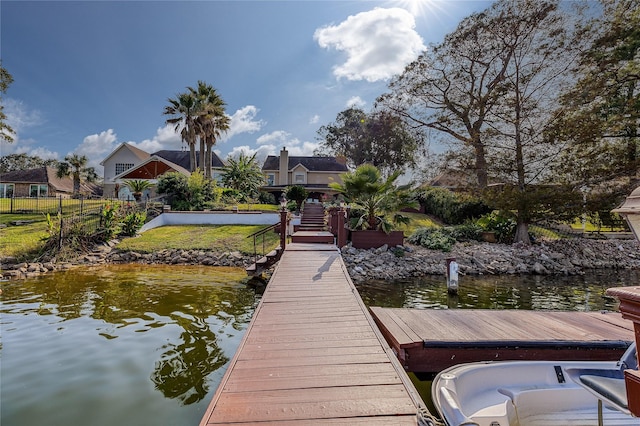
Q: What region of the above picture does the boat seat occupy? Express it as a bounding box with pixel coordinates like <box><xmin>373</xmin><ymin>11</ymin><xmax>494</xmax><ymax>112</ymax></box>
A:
<box><xmin>579</xmin><ymin>375</ymin><xmax>628</xmax><ymax>411</ymax></box>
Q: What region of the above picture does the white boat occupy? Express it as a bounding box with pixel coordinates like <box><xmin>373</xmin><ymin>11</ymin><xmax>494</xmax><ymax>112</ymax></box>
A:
<box><xmin>432</xmin><ymin>343</ymin><xmax>639</xmax><ymax>426</ymax></box>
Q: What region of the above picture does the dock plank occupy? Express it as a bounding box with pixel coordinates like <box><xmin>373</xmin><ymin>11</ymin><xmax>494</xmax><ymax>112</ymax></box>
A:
<box><xmin>200</xmin><ymin>246</ymin><xmax>423</xmax><ymax>425</ymax></box>
<box><xmin>371</xmin><ymin>308</ymin><xmax>635</xmax><ymax>373</ymax></box>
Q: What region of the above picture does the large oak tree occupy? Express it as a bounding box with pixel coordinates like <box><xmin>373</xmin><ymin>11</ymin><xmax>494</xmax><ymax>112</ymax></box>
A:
<box><xmin>382</xmin><ymin>0</ymin><xmax>589</xmax><ymax>243</ymax></box>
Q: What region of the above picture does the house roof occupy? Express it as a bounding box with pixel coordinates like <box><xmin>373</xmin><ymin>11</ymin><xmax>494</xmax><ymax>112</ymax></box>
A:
<box><xmin>152</xmin><ymin>150</ymin><xmax>226</xmax><ymax>170</ymax></box>
<box><xmin>100</xmin><ymin>142</ymin><xmax>150</xmax><ymax>166</ymax></box>
<box><xmin>262</xmin><ymin>155</ymin><xmax>349</xmax><ymax>172</ymax></box>
<box><xmin>114</xmin><ymin>155</ymin><xmax>190</xmax><ymax>180</ymax></box>
<box><xmin>0</xmin><ymin>166</ymin><xmax>102</xmax><ymax>195</ymax></box>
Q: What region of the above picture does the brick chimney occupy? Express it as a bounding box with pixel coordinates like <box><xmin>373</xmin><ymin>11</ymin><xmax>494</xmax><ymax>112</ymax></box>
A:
<box><xmin>279</xmin><ymin>147</ymin><xmax>289</xmax><ymax>185</ymax></box>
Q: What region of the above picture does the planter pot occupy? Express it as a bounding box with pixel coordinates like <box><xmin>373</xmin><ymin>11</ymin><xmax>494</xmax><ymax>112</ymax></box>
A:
<box><xmin>351</xmin><ymin>230</ymin><xmax>404</xmax><ymax>249</ymax></box>
<box><xmin>481</xmin><ymin>231</ymin><xmax>497</xmax><ymax>243</ymax></box>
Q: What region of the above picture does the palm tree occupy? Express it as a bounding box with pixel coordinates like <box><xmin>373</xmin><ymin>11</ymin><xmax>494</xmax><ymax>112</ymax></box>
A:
<box><xmin>220</xmin><ymin>152</ymin><xmax>265</xmax><ymax>201</ymax></box>
<box><xmin>56</xmin><ymin>154</ymin><xmax>98</xmax><ymax>197</ymax></box>
<box><xmin>190</xmin><ymin>81</ymin><xmax>230</xmax><ymax>179</ymax></box>
<box><xmin>164</xmin><ymin>92</ymin><xmax>199</xmax><ymax>172</ymax></box>
<box><xmin>329</xmin><ymin>164</ymin><xmax>417</xmax><ymax>233</ymax></box>
<box><xmin>123</xmin><ymin>179</ymin><xmax>153</xmax><ymax>202</ymax></box>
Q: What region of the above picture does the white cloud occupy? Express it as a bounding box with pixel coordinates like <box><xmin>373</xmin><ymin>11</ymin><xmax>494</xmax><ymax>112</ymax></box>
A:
<box><xmin>3</xmin><ymin>98</ymin><xmax>43</xmax><ymax>134</ymax></box>
<box><xmin>286</xmin><ymin>141</ymin><xmax>321</xmax><ymax>157</ymax></box>
<box><xmin>226</xmin><ymin>144</ymin><xmax>275</xmax><ymax>165</ymax></box>
<box><xmin>346</xmin><ymin>96</ymin><xmax>366</xmax><ymax>108</ymax></box>
<box><xmin>222</xmin><ymin>105</ymin><xmax>266</xmax><ymax>141</ymax></box>
<box><xmin>314</xmin><ymin>7</ymin><xmax>425</xmax><ymax>82</ymax></box>
<box><xmin>256</xmin><ymin>130</ymin><xmax>292</xmax><ymax>146</ymax></box>
<box><xmin>134</xmin><ymin>124</ymin><xmax>182</xmax><ymax>153</ymax></box>
<box><xmin>0</xmin><ymin>137</ymin><xmax>60</xmax><ymax>160</ymax></box>
<box><xmin>73</xmin><ymin>129</ymin><xmax>119</xmax><ymax>171</ymax></box>
<box><xmin>309</xmin><ymin>114</ymin><xmax>320</xmax><ymax>125</ymax></box>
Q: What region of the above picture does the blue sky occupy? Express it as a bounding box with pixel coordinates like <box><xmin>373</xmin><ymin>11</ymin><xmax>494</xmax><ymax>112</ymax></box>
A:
<box><xmin>1</xmin><ymin>0</ymin><xmax>491</xmax><ymax>174</ymax></box>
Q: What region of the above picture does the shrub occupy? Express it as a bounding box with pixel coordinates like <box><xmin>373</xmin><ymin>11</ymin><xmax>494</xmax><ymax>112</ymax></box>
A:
<box><xmin>449</xmin><ymin>222</ymin><xmax>484</xmax><ymax>242</ymax></box>
<box><xmin>477</xmin><ymin>211</ymin><xmax>516</xmax><ymax>243</ymax></box>
<box><xmin>120</xmin><ymin>211</ymin><xmax>147</xmax><ymax>237</ymax></box>
<box><xmin>157</xmin><ymin>170</ymin><xmax>220</xmax><ymax>211</ymax></box>
<box><xmin>258</xmin><ymin>191</ymin><xmax>276</xmax><ymax>205</ymax></box>
<box><xmin>408</xmin><ymin>227</ymin><xmax>457</xmax><ymax>252</ymax></box>
<box><xmin>418</xmin><ymin>187</ymin><xmax>490</xmax><ymax>225</ymax></box>
<box><xmin>286</xmin><ymin>185</ymin><xmax>309</xmax><ymax>212</ymax></box>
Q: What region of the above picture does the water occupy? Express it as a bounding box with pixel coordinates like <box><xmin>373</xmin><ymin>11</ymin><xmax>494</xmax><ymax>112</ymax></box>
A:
<box><xmin>355</xmin><ymin>270</ymin><xmax>640</xmax><ymax>311</ymax></box>
<box><xmin>1</xmin><ymin>266</ymin><xmax>638</xmax><ymax>426</ymax></box>
<box><xmin>0</xmin><ymin>265</ymin><xmax>258</xmax><ymax>426</ymax></box>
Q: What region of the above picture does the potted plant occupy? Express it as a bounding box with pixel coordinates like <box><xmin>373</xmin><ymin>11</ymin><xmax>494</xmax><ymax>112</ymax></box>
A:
<box><xmin>123</xmin><ymin>179</ymin><xmax>153</xmax><ymax>202</ymax></box>
<box><xmin>330</xmin><ymin>164</ymin><xmax>418</xmax><ymax>249</ymax></box>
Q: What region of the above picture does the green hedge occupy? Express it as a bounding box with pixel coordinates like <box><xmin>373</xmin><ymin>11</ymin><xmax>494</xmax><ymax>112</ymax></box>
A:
<box><xmin>418</xmin><ymin>187</ymin><xmax>490</xmax><ymax>225</ymax></box>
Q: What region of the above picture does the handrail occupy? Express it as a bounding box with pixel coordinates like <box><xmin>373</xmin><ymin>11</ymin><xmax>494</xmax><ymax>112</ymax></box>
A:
<box><xmin>246</xmin><ymin>222</ymin><xmax>279</xmax><ymax>239</ymax></box>
<box><xmin>247</xmin><ymin>222</ymin><xmax>280</xmax><ymax>267</ymax></box>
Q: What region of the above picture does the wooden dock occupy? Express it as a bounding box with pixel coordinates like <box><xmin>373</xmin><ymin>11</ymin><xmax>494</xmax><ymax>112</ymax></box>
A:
<box><xmin>370</xmin><ymin>308</ymin><xmax>636</xmax><ymax>373</ymax></box>
<box><xmin>200</xmin><ymin>244</ymin><xmax>425</xmax><ymax>425</ymax></box>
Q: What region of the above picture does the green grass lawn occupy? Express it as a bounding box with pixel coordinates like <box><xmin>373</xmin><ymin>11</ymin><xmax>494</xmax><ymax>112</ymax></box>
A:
<box><xmin>396</xmin><ymin>212</ymin><xmax>441</xmax><ymax>236</ymax></box>
<box><xmin>0</xmin><ymin>213</ymin><xmax>50</xmax><ymax>259</ymax></box>
<box><xmin>116</xmin><ymin>224</ymin><xmax>280</xmax><ymax>255</ymax></box>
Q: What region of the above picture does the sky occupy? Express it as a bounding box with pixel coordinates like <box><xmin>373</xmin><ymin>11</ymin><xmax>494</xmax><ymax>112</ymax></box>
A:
<box><xmin>1</xmin><ymin>0</ymin><xmax>492</xmax><ymax>175</ymax></box>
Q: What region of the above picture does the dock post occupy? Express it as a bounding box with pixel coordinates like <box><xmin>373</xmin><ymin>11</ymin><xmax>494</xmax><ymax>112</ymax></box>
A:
<box><xmin>337</xmin><ymin>204</ymin><xmax>347</xmax><ymax>248</ymax></box>
<box><xmin>279</xmin><ymin>194</ymin><xmax>288</xmax><ymax>250</ymax></box>
<box><xmin>605</xmin><ymin>286</ymin><xmax>640</xmax><ymax>416</ymax></box>
<box><xmin>446</xmin><ymin>257</ymin><xmax>459</xmax><ymax>294</ymax></box>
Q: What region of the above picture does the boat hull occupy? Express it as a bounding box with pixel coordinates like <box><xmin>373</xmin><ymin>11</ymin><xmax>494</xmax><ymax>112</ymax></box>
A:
<box><xmin>432</xmin><ymin>357</ymin><xmax>640</xmax><ymax>426</ymax></box>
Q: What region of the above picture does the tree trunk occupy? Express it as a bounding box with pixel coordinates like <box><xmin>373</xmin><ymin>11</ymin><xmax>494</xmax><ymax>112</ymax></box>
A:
<box><xmin>473</xmin><ymin>141</ymin><xmax>488</xmax><ymax>188</ymax></box>
<box><xmin>514</xmin><ymin>221</ymin><xmax>530</xmax><ymax>244</ymax></box>
<box><xmin>199</xmin><ymin>136</ymin><xmax>205</xmax><ymax>173</ymax></box>
<box><xmin>205</xmin><ymin>137</ymin><xmax>212</xmax><ymax>179</ymax></box>
<box><xmin>189</xmin><ymin>140</ymin><xmax>196</xmax><ymax>172</ymax></box>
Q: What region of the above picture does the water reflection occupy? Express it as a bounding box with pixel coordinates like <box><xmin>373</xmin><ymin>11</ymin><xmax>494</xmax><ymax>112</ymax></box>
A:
<box><xmin>1</xmin><ymin>265</ymin><xmax>257</xmax><ymax>426</ymax></box>
<box><xmin>355</xmin><ymin>270</ymin><xmax>640</xmax><ymax>311</ymax></box>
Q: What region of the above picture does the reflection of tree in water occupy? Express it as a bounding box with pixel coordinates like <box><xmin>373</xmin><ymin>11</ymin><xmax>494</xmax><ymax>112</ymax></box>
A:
<box><xmin>151</xmin><ymin>314</ymin><xmax>228</xmax><ymax>405</ymax></box>
<box><xmin>6</xmin><ymin>265</ymin><xmax>258</xmax><ymax>405</ymax></box>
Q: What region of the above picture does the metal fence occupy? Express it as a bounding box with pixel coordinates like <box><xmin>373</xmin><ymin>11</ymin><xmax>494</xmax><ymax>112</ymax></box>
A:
<box><xmin>0</xmin><ymin>196</ymin><xmax>112</xmax><ymax>215</ymax></box>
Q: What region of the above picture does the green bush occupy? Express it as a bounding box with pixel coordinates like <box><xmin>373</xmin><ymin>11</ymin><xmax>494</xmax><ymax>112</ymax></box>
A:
<box><xmin>157</xmin><ymin>170</ymin><xmax>221</xmax><ymax>211</ymax></box>
<box><xmin>258</xmin><ymin>191</ymin><xmax>276</xmax><ymax>205</ymax></box>
<box><xmin>449</xmin><ymin>222</ymin><xmax>484</xmax><ymax>242</ymax></box>
<box><xmin>120</xmin><ymin>211</ymin><xmax>147</xmax><ymax>237</ymax></box>
<box><xmin>477</xmin><ymin>211</ymin><xmax>516</xmax><ymax>243</ymax></box>
<box><xmin>418</xmin><ymin>187</ymin><xmax>490</xmax><ymax>225</ymax></box>
<box><xmin>408</xmin><ymin>227</ymin><xmax>457</xmax><ymax>252</ymax></box>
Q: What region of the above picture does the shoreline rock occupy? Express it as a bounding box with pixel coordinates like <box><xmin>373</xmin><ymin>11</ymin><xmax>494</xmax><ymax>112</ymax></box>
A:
<box><xmin>2</xmin><ymin>238</ymin><xmax>639</xmax><ymax>282</ymax></box>
<box><xmin>341</xmin><ymin>239</ymin><xmax>640</xmax><ymax>282</ymax></box>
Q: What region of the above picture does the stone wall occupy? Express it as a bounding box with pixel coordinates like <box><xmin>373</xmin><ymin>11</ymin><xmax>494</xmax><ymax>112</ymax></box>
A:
<box><xmin>342</xmin><ymin>239</ymin><xmax>640</xmax><ymax>282</ymax></box>
<box><xmin>2</xmin><ymin>238</ymin><xmax>639</xmax><ymax>282</ymax></box>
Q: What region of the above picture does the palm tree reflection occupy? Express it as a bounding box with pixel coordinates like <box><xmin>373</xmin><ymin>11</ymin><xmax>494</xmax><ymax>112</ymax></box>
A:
<box><xmin>151</xmin><ymin>315</ymin><xmax>228</xmax><ymax>405</ymax></box>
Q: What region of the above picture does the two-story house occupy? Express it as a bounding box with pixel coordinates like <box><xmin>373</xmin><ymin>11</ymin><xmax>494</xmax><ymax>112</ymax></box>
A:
<box><xmin>261</xmin><ymin>147</ymin><xmax>348</xmax><ymax>201</ymax></box>
<box><xmin>101</xmin><ymin>143</ymin><xmax>225</xmax><ymax>199</ymax></box>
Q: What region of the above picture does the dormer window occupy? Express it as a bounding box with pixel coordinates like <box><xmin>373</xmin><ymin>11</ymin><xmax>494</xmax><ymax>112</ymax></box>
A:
<box><xmin>294</xmin><ymin>173</ymin><xmax>305</xmax><ymax>184</ymax></box>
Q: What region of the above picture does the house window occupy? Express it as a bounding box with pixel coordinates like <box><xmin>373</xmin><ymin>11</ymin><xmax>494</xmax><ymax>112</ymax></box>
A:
<box><xmin>115</xmin><ymin>163</ymin><xmax>134</xmax><ymax>175</ymax></box>
<box><xmin>294</xmin><ymin>173</ymin><xmax>305</xmax><ymax>184</ymax></box>
<box><xmin>29</xmin><ymin>184</ymin><xmax>48</xmax><ymax>197</ymax></box>
<box><xmin>0</xmin><ymin>183</ymin><xmax>14</xmax><ymax>198</ymax></box>
<box><xmin>267</xmin><ymin>173</ymin><xmax>275</xmax><ymax>186</ymax></box>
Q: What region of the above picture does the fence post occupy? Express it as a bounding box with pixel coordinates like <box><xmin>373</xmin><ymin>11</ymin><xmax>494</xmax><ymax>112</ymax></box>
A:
<box><xmin>10</xmin><ymin>196</ymin><xmax>14</xmax><ymax>214</ymax></box>
<box><xmin>59</xmin><ymin>195</ymin><xmax>62</xmax><ymax>214</ymax></box>
<box><xmin>58</xmin><ymin>216</ymin><xmax>63</xmax><ymax>250</ymax></box>
<box><xmin>80</xmin><ymin>195</ymin><xmax>84</xmax><ymax>215</ymax></box>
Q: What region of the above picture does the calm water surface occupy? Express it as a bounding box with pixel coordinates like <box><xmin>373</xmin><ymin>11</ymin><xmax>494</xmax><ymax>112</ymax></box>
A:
<box><xmin>1</xmin><ymin>265</ymin><xmax>258</xmax><ymax>426</ymax></box>
<box><xmin>1</xmin><ymin>265</ymin><xmax>638</xmax><ymax>426</ymax></box>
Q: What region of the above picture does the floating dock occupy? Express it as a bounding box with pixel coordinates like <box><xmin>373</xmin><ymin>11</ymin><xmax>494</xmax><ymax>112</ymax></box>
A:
<box><xmin>370</xmin><ymin>308</ymin><xmax>635</xmax><ymax>373</ymax></box>
<box><xmin>200</xmin><ymin>244</ymin><xmax>426</xmax><ymax>425</ymax></box>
